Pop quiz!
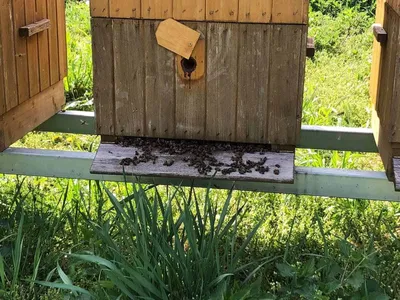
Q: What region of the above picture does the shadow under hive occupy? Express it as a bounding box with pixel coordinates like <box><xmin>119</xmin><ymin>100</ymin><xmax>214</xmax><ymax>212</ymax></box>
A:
<box><xmin>90</xmin><ymin>0</ymin><xmax>310</xmax><ymax>183</ymax></box>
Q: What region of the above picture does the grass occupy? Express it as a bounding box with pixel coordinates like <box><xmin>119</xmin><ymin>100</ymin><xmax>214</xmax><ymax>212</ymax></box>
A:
<box><xmin>1</xmin><ymin>0</ymin><xmax>400</xmax><ymax>299</ymax></box>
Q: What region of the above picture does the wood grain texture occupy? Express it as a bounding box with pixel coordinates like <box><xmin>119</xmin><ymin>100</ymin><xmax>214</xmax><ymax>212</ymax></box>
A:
<box><xmin>268</xmin><ymin>25</ymin><xmax>303</xmax><ymax>146</ymax></box>
<box><xmin>91</xmin><ymin>18</ymin><xmax>115</xmax><ymax>135</ymax></box>
<box><xmin>236</xmin><ymin>24</ymin><xmax>270</xmax><ymax>143</ymax></box>
<box><xmin>113</xmin><ymin>19</ymin><xmax>145</xmax><ymax>136</ymax></box>
<box><xmin>296</xmin><ymin>26</ymin><xmax>308</xmax><ymax>144</ymax></box>
<box><xmin>56</xmin><ymin>0</ymin><xmax>67</xmax><ymax>79</ymax></box>
<box><xmin>110</xmin><ymin>0</ymin><xmax>140</xmax><ymax>18</ymax></box>
<box><xmin>388</xmin><ymin>0</ymin><xmax>400</xmax><ymax>16</ymax></box>
<box><xmin>206</xmin><ymin>22</ymin><xmax>238</xmax><ymax>142</ymax></box>
<box><xmin>173</xmin><ymin>0</ymin><xmax>205</xmax><ymax>20</ymax></box>
<box><xmin>25</xmin><ymin>0</ymin><xmax>40</xmax><ymax>97</ymax></box>
<box><xmin>19</xmin><ymin>19</ymin><xmax>50</xmax><ymax>37</ymax></box>
<box><xmin>238</xmin><ymin>0</ymin><xmax>272</xmax><ymax>23</ymax></box>
<box><xmin>0</xmin><ymin>22</ymin><xmax>5</xmax><ymax>115</ymax></box>
<box><xmin>0</xmin><ymin>80</ymin><xmax>64</xmax><ymax>151</ymax></box>
<box><xmin>36</xmin><ymin>1</ymin><xmax>51</xmax><ymax>91</ymax></box>
<box><xmin>91</xmin><ymin>142</ymin><xmax>295</xmax><ymax>184</ymax></box>
<box><xmin>370</xmin><ymin>0</ymin><xmax>386</xmax><ymax>108</ymax></box>
<box><xmin>47</xmin><ymin>0</ymin><xmax>60</xmax><ymax>86</ymax></box>
<box><xmin>1</xmin><ymin>0</ymin><xmax>18</xmax><ymax>111</ymax></box>
<box><xmin>393</xmin><ymin>157</ymin><xmax>400</xmax><ymax>190</ymax></box>
<box><xmin>175</xmin><ymin>22</ymin><xmax>206</xmax><ymax>139</ymax></box>
<box><xmin>377</xmin><ymin>5</ymin><xmax>398</xmax><ymax>136</ymax></box>
<box><xmin>144</xmin><ymin>20</ymin><xmax>176</xmax><ymax>138</ymax></box>
<box><xmin>90</xmin><ymin>0</ymin><xmax>109</xmax><ymax>17</ymax></box>
<box><xmin>155</xmin><ymin>19</ymin><xmax>200</xmax><ymax>59</ymax></box>
<box><xmin>142</xmin><ymin>0</ymin><xmax>173</xmax><ymax>19</ymax></box>
<box><xmin>12</xmin><ymin>0</ymin><xmax>30</xmax><ymax>104</ymax></box>
<box><xmin>206</xmin><ymin>0</ymin><xmax>239</xmax><ymax>22</ymax></box>
<box><xmin>271</xmin><ymin>0</ymin><xmax>308</xmax><ymax>24</ymax></box>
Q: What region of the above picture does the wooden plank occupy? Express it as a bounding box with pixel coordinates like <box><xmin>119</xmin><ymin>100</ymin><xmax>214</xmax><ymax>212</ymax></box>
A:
<box><xmin>36</xmin><ymin>1</ymin><xmax>51</xmax><ymax>92</ymax></box>
<box><xmin>268</xmin><ymin>25</ymin><xmax>303</xmax><ymax>145</ymax></box>
<box><xmin>377</xmin><ymin>5</ymin><xmax>398</xmax><ymax>135</ymax></box>
<box><xmin>0</xmin><ymin>25</ymin><xmax>5</xmax><ymax>115</ymax></box>
<box><xmin>142</xmin><ymin>0</ymin><xmax>173</xmax><ymax>19</ymax></box>
<box><xmin>56</xmin><ymin>0</ymin><xmax>67</xmax><ymax>79</ymax></box>
<box><xmin>390</xmin><ymin>11</ymin><xmax>400</xmax><ymax>143</ymax></box>
<box><xmin>0</xmin><ymin>80</ymin><xmax>64</xmax><ymax>151</ymax></box>
<box><xmin>373</xmin><ymin>24</ymin><xmax>388</xmax><ymax>44</ymax></box>
<box><xmin>113</xmin><ymin>19</ymin><xmax>145</xmax><ymax>136</ymax></box>
<box><xmin>388</xmin><ymin>0</ymin><xmax>400</xmax><ymax>16</ymax></box>
<box><xmin>25</xmin><ymin>0</ymin><xmax>40</xmax><ymax>97</ymax></box>
<box><xmin>238</xmin><ymin>0</ymin><xmax>272</xmax><ymax>23</ymax></box>
<box><xmin>296</xmin><ymin>27</ymin><xmax>308</xmax><ymax>144</ymax></box>
<box><xmin>90</xmin><ymin>0</ymin><xmax>109</xmax><ymax>17</ymax></box>
<box><xmin>91</xmin><ymin>142</ymin><xmax>295</xmax><ymax>184</ymax></box>
<box><xmin>236</xmin><ymin>24</ymin><xmax>270</xmax><ymax>143</ymax></box>
<box><xmin>393</xmin><ymin>157</ymin><xmax>400</xmax><ymax>190</ymax></box>
<box><xmin>206</xmin><ymin>22</ymin><xmax>238</xmax><ymax>142</ymax></box>
<box><xmin>19</xmin><ymin>19</ymin><xmax>50</xmax><ymax>37</ymax></box>
<box><xmin>110</xmin><ymin>0</ymin><xmax>140</xmax><ymax>18</ymax></box>
<box><xmin>271</xmin><ymin>0</ymin><xmax>307</xmax><ymax>24</ymax></box>
<box><xmin>206</xmin><ymin>0</ymin><xmax>239</xmax><ymax>22</ymax></box>
<box><xmin>12</xmin><ymin>0</ymin><xmax>30</xmax><ymax>104</ymax></box>
<box><xmin>175</xmin><ymin>22</ymin><xmax>206</xmax><ymax>139</ymax></box>
<box><xmin>173</xmin><ymin>0</ymin><xmax>206</xmax><ymax>21</ymax></box>
<box><xmin>155</xmin><ymin>19</ymin><xmax>200</xmax><ymax>59</ymax></box>
<box><xmin>1</xmin><ymin>0</ymin><xmax>18</xmax><ymax>111</ymax></box>
<box><xmin>370</xmin><ymin>0</ymin><xmax>387</xmax><ymax>108</ymax></box>
<box><xmin>144</xmin><ymin>20</ymin><xmax>176</xmax><ymax>138</ymax></box>
<box><xmin>47</xmin><ymin>0</ymin><xmax>60</xmax><ymax>86</ymax></box>
<box><xmin>91</xmin><ymin>18</ymin><xmax>115</xmax><ymax>135</ymax></box>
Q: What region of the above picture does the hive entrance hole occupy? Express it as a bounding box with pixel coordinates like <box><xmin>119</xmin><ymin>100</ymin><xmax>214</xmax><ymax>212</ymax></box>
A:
<box><xmin>181</xmin><ymin>57</ymin><xmax>197</xmax><ymax>78</ymax></box>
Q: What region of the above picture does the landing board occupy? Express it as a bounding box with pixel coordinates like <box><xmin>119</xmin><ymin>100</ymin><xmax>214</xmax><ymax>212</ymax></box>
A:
<box><xmin>91</xmin><ymin>142</ymin><xmax>295</xmax><ymax>183</ymax></box>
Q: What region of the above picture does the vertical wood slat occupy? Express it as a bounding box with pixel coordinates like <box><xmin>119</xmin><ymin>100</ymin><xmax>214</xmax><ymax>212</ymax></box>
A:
<box><xmin>110</xmin><ymin>0</ymin><xmax>141</xmax><ymax>18</ymax></box>
<box><xmin>390</xmin><ymin>24</ymin><xmax>400</xmax><ymax>143</ymax></box>
<box><xmin>36</xmin><ymin>0</ymin><xmax>50</xmax><ymax>91</ymax></box>
<box><xmin>175</xmin><ymin>22</ymin><xmax>206</xmax><ymax>139</ymax></box>
<box><xmin>206</xmin><ymin>23</ymin><xmax>238</xmax><ymax>141</ymax></box>
<box><xmin>92</xmin><ymin>18</ymin><xmax>115</xmax><ymax>135</ymax></box>
<box><xmin>173</xmin><ymin>0</ymin><xmax>205</xmax><ymax>21</ymax></box>
<box><xmin>268</xmin><ymin>25</ymin><xmax>303</xmax><ymax>145</ymax></box>
<box><xmin>12</xmin><ymin>0</ymin><xmax>30</xmax><ymax>104</ymax></box>
<box><xmin>144</xmin><ymin>20</ymin><xmax>176</xmax><ymax>138</ymax></box>
<box><xmin>296</xmin><ymin>24</ymin><xmax>308</xmax><ymax>144</ymax></box>
<box><xmin>0</xmin><ymin>15</ymin><xmax>5</xmax><ymax>115</ymax></box>
<box><xmin>47</xmin><ymin>0</ymin><xmax>60</xmax><ymax>86</ymax></box>
<box><xmin>206</xmin><ymin>0</ymin><xmax>239</xmax><ymax>22</ymax></box>
<box><xmin>271</xmin><ymin>0</ymin><xmax>307</xmax><ymax>24</ymax></box>
<box><xmin>90</xmin><ymin>0</ymin><xmax>109</xmax><ymax>17</ymax></box>
<box><xmin>25</xmin><ymin>0</ymin><xmax>40</xmax><ymax>97</ymax></box>
<box><xmin>113</xmin><ymin>19</ymin><xmax>145</xmax><ymax>136</ymax></box>
<box><xmin>56</xmin><ymin>0</ymin><xmax>67</xmax><ymax>79</ymax></box>
<box><xmin>377</xmin><ymin>5</ymin><xmax>398</xmax><ymax>133</ymax></box>
<box><xmin>370</xmin><ymin>0</ymin><xmax>386</xmax><ymax>108</ymax></box>
<box><xmin>142</xmin><ymin>0</ymin><xmax>173</xmax><ymax>19</ymax></box>
<box><xmin>238</xmin><ymin>0</ymin><xmax>272</xmax><ymax>23</ymax></box>
<box><xmin>1</xmin><ymin>0</ymin><xmax>18</xmax><ymax>111</ymax></box>
<box><xmin>236</xmin><ymin>24</ymin><xmax>270</xmax><ymax>143</ymax></box>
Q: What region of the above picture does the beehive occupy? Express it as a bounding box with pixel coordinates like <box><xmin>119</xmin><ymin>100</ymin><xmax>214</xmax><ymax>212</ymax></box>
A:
<box><xmin>0</xmin><ymin>0</ymin><xmax>67</xmax><ymax>151</ymax></box>
<box><xmin>370</xmin><ymin>0</ymin><xmax>400</xmax><ymax>189</ymax></box>
<box><xmin>91</xmin><ymin>0</ymin><xmax>309</xmax><ymax>148</ymax></box>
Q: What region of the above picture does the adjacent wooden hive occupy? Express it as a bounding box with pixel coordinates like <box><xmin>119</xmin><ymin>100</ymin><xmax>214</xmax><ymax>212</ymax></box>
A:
<box><xmin>0</xmin><ymin>0</ymin><xmax>67</xmax><ymax>151</ymax></box>
<box><xmin>91</xmin><ymin>0</ymin><xmax>309</xmax><ymax>147</ymax></box>
<box><xmin>371</xmin><ymin>0</ymin><xmax>400</xmax><ymax>182</ymax></box>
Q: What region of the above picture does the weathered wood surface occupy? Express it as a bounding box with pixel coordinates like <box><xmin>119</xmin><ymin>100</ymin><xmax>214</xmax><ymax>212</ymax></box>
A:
<box><xmin>91</xmin><ymin>18</ymin><xmax>115</xmax><ymax>135</ymax></box>
<box><xmin>91</xmin><ymin>0</ymin><xmax>309</xmax><ymax>24</ymax></box>
<box><xmin>393</xmin><ymin>157</ymin><xmax>400</xmax><ymax>190</ymax></box>
<box><xmin>19</xmin><ymin>19</ymin><xmax>50</xmax><ymax>37</ymax></box>
<box><xmin>91</xmin><ymin>143</ymin><xmax>295</xmax><ymax>183</ymax></box>
<box><xmin>0</xmin><ymin>81</ymin><xmax>65</xmax><ymax>151</ymax></box>
<box><xmin>92</xmin><ymin>19</ymin><xmax>307</xmax><ymax>146</ymax></box>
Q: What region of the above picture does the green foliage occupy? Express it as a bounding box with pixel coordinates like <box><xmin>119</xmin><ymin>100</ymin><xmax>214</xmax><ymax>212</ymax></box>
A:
<box><xmin>310</xmin><ymin>0</ymin><xmax>376</xmax><ymax>16</ymax></box>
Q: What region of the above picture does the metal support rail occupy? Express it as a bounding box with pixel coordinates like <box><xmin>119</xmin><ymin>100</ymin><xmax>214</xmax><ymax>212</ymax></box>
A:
<box><xmin>1</xmin><ymin>111</ymin><xmax>397</xmax><ymax>201</ymax></box>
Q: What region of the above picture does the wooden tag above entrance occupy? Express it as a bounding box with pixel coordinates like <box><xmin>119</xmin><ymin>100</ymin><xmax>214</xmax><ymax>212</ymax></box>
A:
<box><xmin>155</xmin><ymin>18</ymin><xmax>200</xmax><ymax>59</ymax></box>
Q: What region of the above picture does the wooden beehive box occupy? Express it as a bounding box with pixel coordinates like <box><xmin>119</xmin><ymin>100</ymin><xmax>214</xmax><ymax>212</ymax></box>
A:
<box><xmin>0</xmin><ymin>0</ymin><xmax>67</xmax><ymax>152</ymax></box>
<box><xmin>370</xmin><ymin>0</ymin><xmax>400</xmax><ymax>190</ymax></box>
<box><xmin>91</xmin><ymin>0</ymin><xmax>309</xmax><ymax>147</ymax></box>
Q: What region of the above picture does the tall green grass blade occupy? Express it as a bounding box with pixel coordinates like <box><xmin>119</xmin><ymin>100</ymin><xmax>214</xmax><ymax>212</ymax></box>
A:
<box><xmin>35</xmin><ymin>280</ymin><xmax>92</xmax><ymax>296</ymax></box>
